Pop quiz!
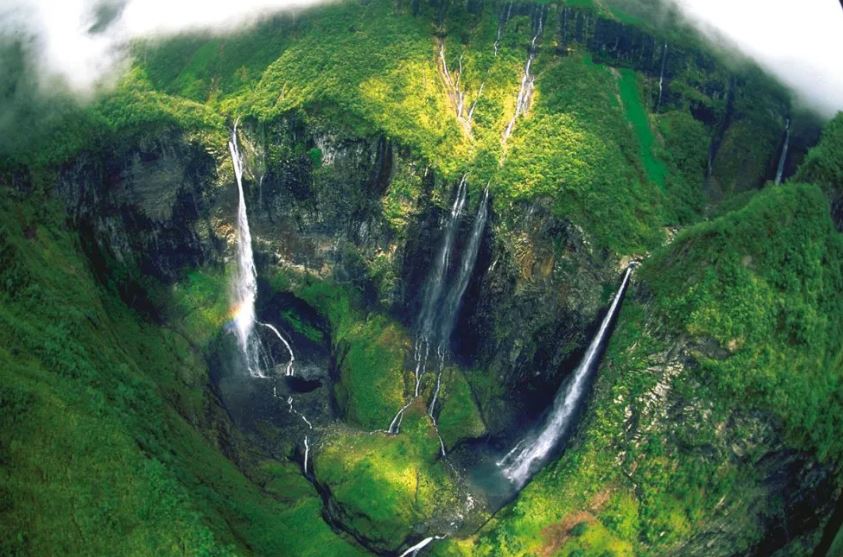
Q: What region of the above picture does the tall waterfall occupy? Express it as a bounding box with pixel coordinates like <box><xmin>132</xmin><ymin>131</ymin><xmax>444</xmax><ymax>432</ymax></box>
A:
<box><xmin>229</xmin><ymin>125</ymin><xmax>264</xmax><ymax>377</ymax></box>
<box><xmin>499</xmin><ymin>267</ymin><xmax>633</xmax><ymax>488</ymax></box>
<box><xmin>419</xmin><ymin>176</ymin><xmax>469</xmax><ymax>333</ymax></box>
<box><xmin>388</xmin><ymin>179</ymin><xmax>490</xmax><ymax>437</ymax></box>
<box><xmin>775</xmin><ymin>118</ymin><xmax>791</xmax><ymax>185</ymax></box>
<box><xmin>228</xmin><ymin>124</ymin><xmax>295</xmax><ymax>378</ymax></box>
<box><xmin>502</xmin><ymin>10</ymin><xmax>542</xmax><ymax>143</ymax></box>
<box><xmin>656</xmin><ymin>42</ymin><xmax>668</xmax><ymax>111</ymax></box>
<box><xmin>429</xmin><ymin>185</ymin><xmax>490</xmax><ymax>415</ymax></box>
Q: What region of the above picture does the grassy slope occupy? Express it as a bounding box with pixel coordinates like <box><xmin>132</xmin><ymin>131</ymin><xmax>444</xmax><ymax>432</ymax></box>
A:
<box><xmin>0</xmin><ymin>192</ymin><xmax>369</xmax><ymax>556</ymax></box>
<box><xmin>434</xmin><ymin>183</ymin><xmax>843</xmax><ymax>556</ymax></box>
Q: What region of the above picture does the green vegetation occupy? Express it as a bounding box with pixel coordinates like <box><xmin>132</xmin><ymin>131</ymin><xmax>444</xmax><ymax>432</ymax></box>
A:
<box><xmin>286</xmin><ymin>274</ymin><xmax>407</xmax><ymax>430</ymax></box>
<box><xmin>0</xmin><ymin>191</ymin><xmax>367</xmax><ymax>556</ymax></box>
<box><xmin>281</xmin><ymin>308</ymin><xmax>325</xmax><ymax>343</ymax></box>
<box><xmin>618</xmin><ymin>69</ymin><xmax>666</xmax><ymax>190</ymax></box>
<box><xmin>314</xmin><ymin>404</ymin><xmax>459</xmax><ymax>552</ymax></box>
<box><xmin>440</xmin><ymin>182</ymin><xmax>842</xmax><ymax>556</ymax></box>
<box><xmin>167</xmin><ymin>268</ymin><xmax>230</xmax><ymax>348</ymax></box>
<box><xmin>3</xmin><ymin>1</ymin><xmax>835</xmax><ymax>555</ymax></box>
<box><xmin>796</xmin><ymin>112</ymin><xmax>843</xmax><ymax>204</ymax></box>
<box><xmin>437</xmin><ymin>366</ymin><xmax>487</xmax><ymax>449</ymax></box>
<box><xmin>495</xmin><ymin>54</ymin><xmax>666</xmax><ymax>252</ymax></box>
<box><xmin>643</xmin><ymin>183</ymin><xmax>843</xmax><ymax>460</ymax></box>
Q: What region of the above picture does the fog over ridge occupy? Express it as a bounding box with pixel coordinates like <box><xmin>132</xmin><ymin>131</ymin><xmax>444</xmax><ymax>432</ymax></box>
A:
<box><xmin>667</xmin><ymin>0</ymin><xmax>843</xmax><ymax>117</ymax></box>
<box><xmin>0</xmin><ymin>0</ymin><xmax>841</xmax><ymax>116</ymax></box>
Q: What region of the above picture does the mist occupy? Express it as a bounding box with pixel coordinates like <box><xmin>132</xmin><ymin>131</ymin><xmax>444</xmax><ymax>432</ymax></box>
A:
<box><xmin>669</xmin><ymin>0</ymin><xmax>843</xmax><ymax>118</ymax></box>
<box><xmin>0</xmin><ymin>0</ymin><xmax>841</xmax><ymax>133</ymax></box>
<box><xmin>0</xmin><ymin>0</ymin><xmax>331</xmax><ymax>95</ymax></box>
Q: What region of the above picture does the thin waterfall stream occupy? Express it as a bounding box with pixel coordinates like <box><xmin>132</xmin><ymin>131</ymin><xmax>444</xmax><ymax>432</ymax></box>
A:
<box><xmin>228</xmin><ymin>124</ymin><xmax>295</xmax><ymax>378</ymax></box>
<box><xmin>502</xmin><ymin>9</ymin><xmax>543</xmax><ymax>143</ymax></box>
<box><xmin>656</xmin><ymin>42</ymin><xmax>668</xmax><ymax>111</ymax></box>
<box><xmin>775</xmin><ymin>118</ymin><xmax>791</xmax><ymax>185</ymax></box>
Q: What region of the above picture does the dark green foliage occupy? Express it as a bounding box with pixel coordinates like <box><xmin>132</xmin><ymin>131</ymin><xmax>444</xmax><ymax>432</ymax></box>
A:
<box><xmin>796</xmin><ymin>112</ymin><xmax>843</xmax><ymax>228</ymax></box>
<box><xmin>796</xmin><ymin>113</ymin><xmax>843</xmax><ymax>194</ymax></box>
<box><xmin>1</xmin><ymin>1</ymin><xmax>834</xmax><ymax>556</ymax></box>
<box><xmin>643</xmin><ymin>183</ymin><xmax>843</xmax><ymax>461</ymax></box>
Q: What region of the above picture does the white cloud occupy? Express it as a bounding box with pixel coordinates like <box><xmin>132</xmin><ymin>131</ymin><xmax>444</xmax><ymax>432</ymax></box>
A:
<box><xmin>0</xmin><ymin>0</ymin><xmax>329</xmax><ymax>94</ymax></box>
<box><xmin>669</xmin><ymin>0</ymin><xmax>843</xmax><ymax>117</ymax></box>
<box><xmin>1</xmin><ymin>0</ymin><xmax>842</xmax><ymax>116</ymax></box>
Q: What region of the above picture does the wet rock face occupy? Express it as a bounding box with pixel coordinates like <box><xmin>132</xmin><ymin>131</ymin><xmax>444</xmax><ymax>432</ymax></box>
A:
<box><xmin>456</xmin><ymin>199</ymin><xmax>613</xmax><ymax>433</ymax></box>
<box><xmin>52</xmin><ymin>117</ymin><xmax>621</xmax><ymax>442</ymax></box>
<box><xmin>237</xmin><ymin>117</ymin><xmax>398</xmax><ymax>282</ymax></box>
<box><xmin>55</xmin><ymin>129</ymin><xmax>220</xmax><ymax>284</ymax></box>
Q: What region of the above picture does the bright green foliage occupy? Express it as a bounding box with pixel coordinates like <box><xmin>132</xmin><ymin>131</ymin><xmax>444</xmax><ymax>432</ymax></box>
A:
<box><xmin>2</xmin><ymin>1</ymin><xmax>831</xmax><ymax>555</ymax></box>
<box><xmin>166</xmin><ymin>268</ymin><xmax>230</xmax><ymax>348</ymax></box>
<box><xmin>643</xmin><ymin>183</ymin><xmax>843</xmax><ymax>460</ymax></box>
<box><xmin>494</xmin><ymin>54</ymin><xmax>666</xmax><ymax>252</ymax></box>
<box><xmin>238</xmin><ymin>1</ymin><xmax>469</xmax><ymax>176</ymax></box>
<box><xmin>655</xmin><ymin>109</ymin><xmax>708</xmax><ymax>221</ymax></box>
<box><xmin>287</xmin><ymin>276</ymin><xmax>407</xmax><ymax>430</ymax></box>
<box><xmin>132</xmin><ymin>0</ymin><xmax>716</xmax><ymax>253</ymax></box>
<box><xmin>618</xmin><ymin>69</ymin><xmax>666</xmax><ymax>190</ymax></box>
<box><xmin>313</xmin><ymin>404</ymin><xmax>459</xmax><ymax>551</ymax></box>
<box><xmin>0</xmin><ymin>192</ymin><xmax>367</xmax><ymax>556</ymax></box>
<box><xmin>437</xmin><ymin>366</ymin><xmax>487</xmax><ymax>449</ymax></box>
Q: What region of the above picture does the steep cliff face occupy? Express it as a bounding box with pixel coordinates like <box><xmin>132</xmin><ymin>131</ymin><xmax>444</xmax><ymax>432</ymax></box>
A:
<box><xmin>459</xmin><ymin>184</ymin><xmax>843</xmax><ymax>557</ymax></box>
<box><xmin>55</xmin><ymin>129</ymin><xmax>222</xmax><ymax>288</ymax></box>
<box><xmin>1</xmin><ymin>0</ymin><xmax>839</xmax><ymax>555</ymax></box>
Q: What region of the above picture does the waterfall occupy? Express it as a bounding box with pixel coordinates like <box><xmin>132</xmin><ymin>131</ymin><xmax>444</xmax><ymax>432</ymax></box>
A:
<box><xmin>429</xmin><ymin>185</ymin><xmax>489</xmax><ymax>415</ymax></box>
<box><xmin>498</xmin><ymin>267</ymin><xmax>633</xmax><ymax>488</ymax></box>
<box><xmin>260</xmin><ymin>321</ymin><xmax>295</xmax><ymax>376</ymax></box>
<box><xmin>303</xmin><ymin>435</ymin><xmax>310</xmax><ymax>475</ymax></box>
<box><xmin>502</xmin><ymin>11</ymin><xmax>543</xmax><ymax>143</ymax></box>
<box><xmin>418</xmin><ymin>175</ymin><xmax>468</xmax><ymax>356</ymax></box>
<box><xmin>397</xmin><ymin>536</ymin><xmax>444</xmax><ymax>557</ymax></box>
<box><xmin>388</xmin><ymin>179</ymin><xmax>490</xmax><ymax>438</ymax></box>
<box><xmin>656</xmin><ymin>42</ymin><xmax>668</xmax><ymax>111</ymax></box>
<box><xmin>228</xmin><ymin>124</ymin><xmax>295</xmax><ymax>378</ymax></box>
<box><xmin>493</xmin><ymin>2</ymin><xmax>513</xmax><ymax>57</ymax></box>
<box><xmin>229</xmin><ymin>125</ymin><xmax>264</xmax><ymax>378</ymax></box>
<box><xmin>775</xmin><ymin>118</ymin><xmax>791</xmax><ymax>185</ymax></box>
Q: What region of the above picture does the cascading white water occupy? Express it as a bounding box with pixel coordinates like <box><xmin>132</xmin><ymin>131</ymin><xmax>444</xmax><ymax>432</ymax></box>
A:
<box><xmin>303</xmin><ymin>435</ymin><xmax>310</xmax><ymax>475</ymax></box>
<box><xmin>775</xmin><ymin>118</ymin><xmax>791</xmax><ymax>185</ymax></box>
<box><xmin>388</xmin><ymin>178</ymin><xmax>489</xmax><ymax>438</ymax></box>
<box><xmin>428</xmin><ymin>185</ymin><xmax>490</xmax><ymax>416</ymax></box>
<box><xmin>418</xmin><ymin>175</ymin><xmax>468</xmax><ymax>341</ymax></box>
<box><xmin>435</xmin><ymin>185</ymin><xmax>489</xmax><ymax>348</ymax></box>
<box><xmin>260</xmin><ymin>321</ymin><xmax>295</xmax><ymax>376</ymax></box>
<box><xmin>498</xmin><ymin>267</ymin><xmax>633</xmax><ymax>488</ymax></box>
<box><xmin>502</xmin><ymin>11</ymin><xmax>542</xmax><ymax>143</ymax></box>
<box><xmin>493</xmin><ymin>2</ymin><xmax>513</xmax><ymax>57</ymax></box>
<box><xmin>656</xmin><ymin>42</ymin><xmax>668</xmax><ymax>111</ymax></box>
<box><xmin>229</xmin><ymin>125</ymin><xmax>264</xmax><ymax>377</ymax></box>
<box><xmin>397</xmin><ymin>536</ymin><xmax>444</xmax><ymax>557</ymax></box>
<box><xmin>229</xmin><ymin>125</ymin><xmax>295</xmax><ymax>378</ymax></box>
